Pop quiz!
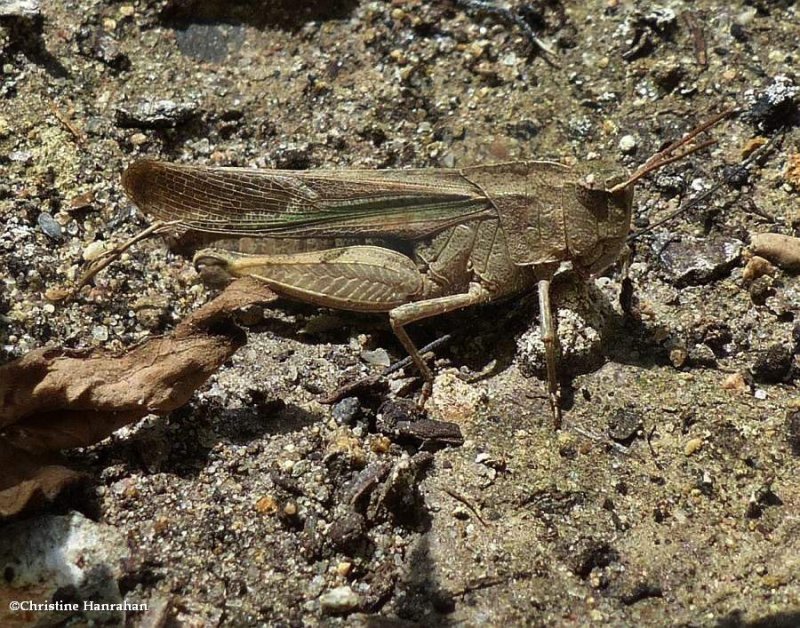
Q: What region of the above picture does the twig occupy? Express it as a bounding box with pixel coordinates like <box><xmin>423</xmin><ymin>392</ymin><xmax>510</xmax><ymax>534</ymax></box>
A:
<box><xmin>682</xmin><ymin>11</ymin><xmax>707</xmax><ymax>67</ymax></box>
<box><xmin>321</xmin><ymin>333</ymin><xmax>455</xmax><ymax>403</ymax></box>
<box><xmin>443</xmin><ymin>487</ymin><xmax>488</xmax><ymax>527</ymax></box>
<box><xmin>50</xmin><ymin>102</ymin><xmax>86</xmax><ymax>146</ymax></box>
<box><xmin>450</xmin><ymin>570</ymin><xmax>533</xmax><ymax>597</ymax></box>
<box><xmin>646</xmin><ymin>424</ymin><xmax>663</xmax><ymax>470</ymax></box>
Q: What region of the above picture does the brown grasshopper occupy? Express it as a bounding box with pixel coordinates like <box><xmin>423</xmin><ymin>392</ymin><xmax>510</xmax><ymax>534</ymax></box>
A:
<box><xmin>82</xmin><ymin>111</ymin><xmax>729</xmax><ymax>426</ymax></box>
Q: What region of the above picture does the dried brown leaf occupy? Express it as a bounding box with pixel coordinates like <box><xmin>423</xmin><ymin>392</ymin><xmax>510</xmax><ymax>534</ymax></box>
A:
<box><xmin>0</xmin><ymin>277</ymin><xmax>276</xmax><ymax>519</ymax></box>
<box><xmin>0</xmin><ymin>440</ymin><xmax>87</xmax><ymax>519</ymax></box>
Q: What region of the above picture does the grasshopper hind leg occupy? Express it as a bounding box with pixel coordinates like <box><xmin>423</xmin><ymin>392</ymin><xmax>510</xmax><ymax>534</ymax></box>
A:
<box><xmin>194</xmin><ymin>246</ymin><xmax>490</xmax><ymax>399</ymax></box>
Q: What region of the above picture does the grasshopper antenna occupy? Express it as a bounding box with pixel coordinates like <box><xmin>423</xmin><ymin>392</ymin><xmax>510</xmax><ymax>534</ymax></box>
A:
<box><xmin>609</xmin><ymin>108</ymin><xmax>735</xmax><ymax>195</ymax></box>
<box><xmin>628</xmin><ymin>129</ymin><xmax>784</xmax><ymax>241</ymax></box>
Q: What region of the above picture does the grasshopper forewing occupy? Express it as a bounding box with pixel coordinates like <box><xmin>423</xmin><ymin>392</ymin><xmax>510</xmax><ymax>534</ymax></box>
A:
<box><xmin>101</xmin><ymin>110</ymin><xmax>731</xmax><ymax>427</ymax></box>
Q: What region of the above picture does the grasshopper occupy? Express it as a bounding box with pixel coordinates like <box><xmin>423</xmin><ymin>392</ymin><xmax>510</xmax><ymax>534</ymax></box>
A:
<box><xmin>83</xmin><ymin>111</ymin><xmax>728</xmax><ymax>426</ymax></box>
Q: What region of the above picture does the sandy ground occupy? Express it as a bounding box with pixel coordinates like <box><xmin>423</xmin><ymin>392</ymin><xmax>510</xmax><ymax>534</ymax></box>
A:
<box><xmin>1</xmin><ymin>0</ymin><xmax>799</xmax><ymax>625</ymax></box>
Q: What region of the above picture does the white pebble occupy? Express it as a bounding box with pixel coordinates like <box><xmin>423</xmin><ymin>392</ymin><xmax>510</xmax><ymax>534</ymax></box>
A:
<box><xmin>83</xmin><ymin>240</ymin><xmax>110</xmax><ymax>262</ymax></box>
<box><xmin>319</xmin><ymin>586</ymin><xmax>360</xmax><ymax>615</ymax></box>
<box><xmin>618</xmin><ymin>134</ymin><xmax>637</xmax><ymax>154</ymax></box>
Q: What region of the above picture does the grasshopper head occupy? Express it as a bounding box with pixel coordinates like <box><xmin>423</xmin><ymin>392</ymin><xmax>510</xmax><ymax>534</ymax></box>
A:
<box><xmin>568</xmin><ymin>110</ymin><xmax>731</xmax><ymax>274</ymax></box>
<box><xmin>568</xmin><ymin>160</ymin><xmax>634</xmax><ymax>276</ymax></box>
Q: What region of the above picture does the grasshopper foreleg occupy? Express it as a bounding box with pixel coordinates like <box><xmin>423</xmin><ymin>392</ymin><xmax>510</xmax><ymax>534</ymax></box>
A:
<box><xmin>536</xmin><ymin>267</ymin><xmax>562</xmax><ymax>429</ymax></box>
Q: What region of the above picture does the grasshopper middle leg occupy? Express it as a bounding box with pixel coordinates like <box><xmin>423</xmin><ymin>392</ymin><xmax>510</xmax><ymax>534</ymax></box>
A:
<box><xmin>388</xmin><ymin>282</ymin><xmax>491</xmax><ymax>397</ymax></box>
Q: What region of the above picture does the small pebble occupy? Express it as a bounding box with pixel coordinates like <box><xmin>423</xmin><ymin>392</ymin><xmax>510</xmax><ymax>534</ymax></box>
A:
<box><xmin>9</xmin><ymin>150</ymin><xmax>33</xmax><ymax>164</ymax></box>
<box><xmin>669</xmin><ymin>348</ymin><xmax>688</xmax><ymax>368</ymax></box>
<box><xmin>785</xmin><ymin>153</ymin><xmax>800</xmax><ymax>188</ymax></box>
<box><xmin>319</xmin><ymin>586</ymin><xmax>360</xmax><ymax>615</ymax></box>
<box><xmin>452</xmin><ymin>506</ymin><xmax>470</xmax><ymax>520</ymax></box>
<box><xmin>361</xmin><ymin>348</ymin><xmax>391</xmax><ymax>367</ymax></box>
<box><xmin>618</xmin><ymin>134</ymin><xmax>637</xmax><ymax>154</ymax></box>
<box><xmin>115</xmin><ymin>99</ymin><xmax>199</xmax><ymax>129</ymax></box>
<box><xmin>327</xmin><ymin>432</ymin><xmax>366</xmax><ymax>469</ymax></box>
<box><xmin>283</xmin><ymin>501</ymin><xmax>297</xmax><ymax>517</ymax></box>
<box><xmin>741</xmin><ymin>136</ymin><xmax>767</xmax><ymax>158</ymax></box>
<box><xmin>335</xmin><ymin>561</ymin><xmax>352</xmax><ymax>577</ymax></box>
<box><xmin>785</xmin><ymin>410</ymin><xmax>800</xmax><ymax>455</ymax></box>
<box><xmin>0</xmin><ymin>0</ymin><xmax>41</xmax><ymax>18</ymax></box>
<box><xmin>657</xmin><ymin>235</ymin><xmax>743</xmax><ymax>287</ymax></box>
<box><xmin>721</xmin><ymin>372</ymin><xmax>748</xmax><ymax>393</ymax></box>
<box><xmin>44</xmin><ymin>287</ymin><xmax>71</xmax><ymax>302</ymax></box>
<box><xmin>750</xmin><ymin>233</ymin><xmax>800</xmax><ymax>272</ymax></box>
<box><xmin>751</xmin><ymin>343</ymin><xmax>793</xmax><ymax>383</ymax></box>
<box><xmin>743</xmin><ymin>75</ymin><xmax>798</xmax><ymax>132</ymax></box>
<box><xmin>684</xmin><ymin>438</ymin><xmax>703</xmax><ymax>456</ymax></box>
<box><xmin>742</xmin><ymin>255</ymin><xmax>777</xmax><ymax>282</ymax></box>
<box><xmin>501</xmin><ymin>52</ymin><xmax>518</xmax><ymax>67</ymax></box>
<box><xmin>607</xmin><ymin>407</ymin><xmax>641</xmax><ymax>442</ymax></box>
<box><xmin>37</xmin><ymin>212</ymin><xmax>63</xmax><ymax>241</ymax></box>
<box><xmin>255</xmin><ymin>495</ymin><xmax>278</xmax><ymax>515</ymax></box>
<box><xmin>236</xmin><ymin>304</ymin><xmax>263</xmax><ymax>326</ymax></box>
<box><xmin>68</xmin><ymin>191</ymin><xmax>95</xmax><ymax>211</ymax></box>
<box><xmin>370</xmin><ymin>436</ymin><xmax>391</xmax><ymax>454</ymax></box>
<box><xmin>83</xmin><ymin>240</ymin><xmax>109</xmax><ymax>262</ymax></box>
<box><xmin>332</xmin><ymin>397</ymin><xmax>361</xmax><ymax>426</ymax></box>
